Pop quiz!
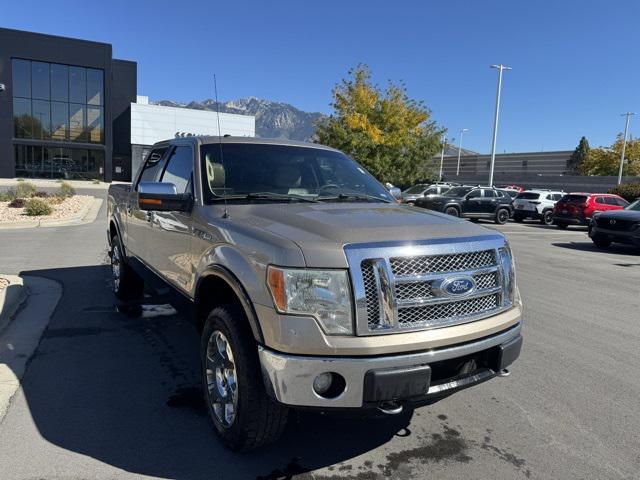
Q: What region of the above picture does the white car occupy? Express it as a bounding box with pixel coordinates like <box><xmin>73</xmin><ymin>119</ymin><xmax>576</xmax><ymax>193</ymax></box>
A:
<box><xmin>512</xmin><ymin>189</ymin><xmax>565</xmax><ymax>225</ymax></box>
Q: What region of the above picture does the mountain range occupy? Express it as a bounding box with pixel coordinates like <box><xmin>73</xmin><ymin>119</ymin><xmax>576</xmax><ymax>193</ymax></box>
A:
<box><xmin>154</xmin><ymin>97</ymin><xmax>325</xmax><ymax>142</ymax></box>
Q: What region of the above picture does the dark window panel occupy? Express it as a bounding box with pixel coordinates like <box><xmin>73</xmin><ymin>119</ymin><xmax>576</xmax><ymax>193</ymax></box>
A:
<box><xmin>50</xmin><ymin>64</ymin><xmax>69</xmax><ymax>102</ymax></box>
<box><xmin>12</xmin><ymin>59</ymin><xmax>31</xmax><ymax>98</ymax></box>
<box><xmin>87</xmin><ymin>69</ymin><xmax>104</xmax><ymax>106</ymax></box>
<box><xmin>69</xmin><ymin>66</ymin><xmax>86</xmax><ymax>104</ymax></box>
<box><xmin>69</xmin><ymin>103</ymin><xmax>86</xmax><ymax>142</ymax></box>
<box><xmin>32</xmin><ymin>100</ymin><xmax>51</xmax><ymax>140</ymax></box>
<box><xmin>31</xmin><ymin>61</ymin><xmax>50</xmax><ymax>100</ymax></box>
<box><xmin>88</xmin><ymin>150</ymin><xmax>105</xmax><ymax>179</ymax></box>
<box><xmin>51</xmin><ymin>102</ymin><xmax>69</xmax><ymax>141</ymax></box>
<box><xmin>13</xmin><ymin>97</ymin><xmax>33</xmax><ymax>138</ymax></box>
<box><xmin>87</xmin><ymin>106</ymin><xmax>104</xmax><ymax>144</ymax></box>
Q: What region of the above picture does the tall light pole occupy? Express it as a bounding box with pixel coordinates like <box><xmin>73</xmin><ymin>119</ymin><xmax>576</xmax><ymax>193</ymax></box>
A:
<box><xmin>456</xmin><ymin>128</ymin><xmax>469</xmax><ymax>176</ymax></box>
<box><xmin>488</xmin><ymin>64</ymin><xmax>511</xmax><ymax>187</ymax></box>
<box><xmin>618</xmin><ymin>112</ymin><xmax>635</xmax><ymax>185</ymax></box>
<box><xmin>438</xmin><ymin>134</ymin><xmax>446</xmax><ymax>181</ymax></box>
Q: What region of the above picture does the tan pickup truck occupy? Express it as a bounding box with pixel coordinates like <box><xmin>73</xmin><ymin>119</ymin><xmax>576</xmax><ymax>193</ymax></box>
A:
<box><xmin>107</xmin><ymin>136</ymin><xmax>523</xmax><ymax>451</ymax></box>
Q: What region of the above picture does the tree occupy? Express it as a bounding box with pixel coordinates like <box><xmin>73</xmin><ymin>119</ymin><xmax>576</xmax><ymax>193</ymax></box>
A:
<box><xmin>567</xmin><ymin>136</ymin><xmax>589</xmax><ymax>173</ymax></box>
<box><xmin>315</xmin><ymin>65</ymin><xmax>443</xmax><ymax>186</ymax></box>
<box><xmin>579</xmin><ymin>134</ymin><xmax>640</xmax><ymax>176</ymax></box>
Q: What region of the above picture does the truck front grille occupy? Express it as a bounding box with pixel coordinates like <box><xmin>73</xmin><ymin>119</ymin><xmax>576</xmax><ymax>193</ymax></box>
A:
<box><xmin>353</xmin><ymin>245</ymin><xmax>506</xmax><ymax>335</ymax></box>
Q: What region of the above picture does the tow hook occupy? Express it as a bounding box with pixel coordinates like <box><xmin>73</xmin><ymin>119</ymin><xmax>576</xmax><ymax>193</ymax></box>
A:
<box><xmin>378</xmin><ymin>401</ymin><xmax>403</xmax><ymax>415</ymax></box>
<box><xmin>497</xmin><ymin>368</ymin><xmax>510</xmax><ymax>377</ymax></box>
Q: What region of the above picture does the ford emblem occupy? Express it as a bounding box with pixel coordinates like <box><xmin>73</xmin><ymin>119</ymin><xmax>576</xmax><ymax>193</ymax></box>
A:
<box><xmin>610</xmin><ymin>219</ymin><xmax>616</xmax><ymax>225</ymax></box>
<box><xmin>442</xmin><ymin>277</ymin><xmax>476</xmax><ymax>296</ymax></box>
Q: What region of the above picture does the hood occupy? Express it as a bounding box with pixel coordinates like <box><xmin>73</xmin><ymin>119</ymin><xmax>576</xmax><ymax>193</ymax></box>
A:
<box><xmin>596</xmin><ymin>209</ymin><xmax>640</xmax><ymax>221</ymax></box>
<box><xmin>209</xmin><ymin>203</ymin><xmax>502</xmax><ymax>268</ymax></box>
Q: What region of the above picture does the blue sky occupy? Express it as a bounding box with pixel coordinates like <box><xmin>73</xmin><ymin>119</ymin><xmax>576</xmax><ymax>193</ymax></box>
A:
<box><xmin>3</xmin><ymin>0</ymin><xmax>639</xmax><ymax>153</ymax></box>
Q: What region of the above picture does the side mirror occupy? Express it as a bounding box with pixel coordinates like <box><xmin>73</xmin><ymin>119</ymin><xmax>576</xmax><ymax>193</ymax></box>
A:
<box><xmin>388</xmin><ymin>187</ymin><xmax>402</xmax><ymax>199</ymax></box>
<box><xmin>138</xmin><ymin>182</ymin><xmax>193</xmax><ymax>212</ymax></box>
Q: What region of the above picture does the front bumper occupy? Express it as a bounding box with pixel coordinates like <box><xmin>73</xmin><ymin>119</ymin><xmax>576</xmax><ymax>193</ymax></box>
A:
<box><xmin>590</xmin><ymin>226</ymin><xmax>640</xmax><ymax>245</ymax></box>
<box><xmin>514</xmin><ymin>208</ymin><xmax>542</xmax><ymax>219</ymax></box>
<box><xmin>259</xmin><ymin>322</ymin><xmax>522</xmax><ymax>409</ymax></box>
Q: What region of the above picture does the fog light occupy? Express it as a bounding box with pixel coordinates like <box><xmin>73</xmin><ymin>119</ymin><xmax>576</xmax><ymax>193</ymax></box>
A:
<box><xmin>313</xmin><ymin>372</ymin><xmax>333</xmax><ymax>395</ymax></box>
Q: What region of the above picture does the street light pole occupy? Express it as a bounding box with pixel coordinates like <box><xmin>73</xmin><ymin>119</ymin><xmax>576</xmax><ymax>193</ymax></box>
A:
<box><xmin>456</xmin><ymin>128</ymin><xmax>469</xmax><ymax>176</ymax></box>
<box><xmin>488</xmin><ymin>64</ymin><xmax>511</xmax><ymax>187</ymax></box>
<box><xmin>618</xmin><ymin>112</ymin><xmax>635</xmax><ymax>185</ymax></box>
<box><xmin>439</xmin><ymin>134</ymin><xmax>446</xmax><ymax>181</ymax></box>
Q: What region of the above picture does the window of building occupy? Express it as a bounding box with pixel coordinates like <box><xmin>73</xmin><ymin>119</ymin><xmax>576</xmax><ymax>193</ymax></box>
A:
<box><xmin>69</xmin><ymin>103</ymin><xmax>86</xmax><ymax>142</ymax></box>
<box><xmin>14</xmin><ymin>145</ymin><xmax>104</xmax><ymax>180</ymax></box>
<box><xmin>69</xmin><ymin>66</ymin><xmax>86</xmax><ymax>104</ymax></box>
<box><xmin>86</xmin><ymin>69</ymin><xmax>104</xmax><ymax>105</ymax></box>
<box><xmin>12</xmin><ymin>59</ymin><xmax>31</xmax><ymax>98</ymax></box>
<box><xmin>51</xmin><ymin>102</ymin><xmax>69</xmax><ymax>140</ymax></box>
<box><xmin>12</xmin><ymin>97</ymin><xmax>32</xmax><ymax>138</ymax></box>
<box><xmin>32</xmin><ymin>100</ymin><xmax>51</xmax><ymax>140</ymax></box>
<box><xmin>31</xmin><ymin>61</ymin><xmax>50</xmax><ymax>100</ymax></box>
<box><xmin>50</xmin><ymin>64</ymin><xmax>69</xmax><ymax>102</ymax></box>
<box><xmin>87</xmin><ymin>106</ymin><xmax>104</xmax><ymax>143</ymax></box>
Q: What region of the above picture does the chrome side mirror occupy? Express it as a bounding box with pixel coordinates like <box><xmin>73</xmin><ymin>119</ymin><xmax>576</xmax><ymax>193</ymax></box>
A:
<box><xmin>138</xmin><ymin>182</ymin><xmax>193</xmax><ymax>212</ymax></box>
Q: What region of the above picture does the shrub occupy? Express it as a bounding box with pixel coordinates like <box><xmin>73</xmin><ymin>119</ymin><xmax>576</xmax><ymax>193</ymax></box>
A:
<box><xmin>24</xmin><ymin>198</ymin><xmax>53</xmax><ymax>216</ymax></box>
<box><xmin>56</xmin><ymin>181</ymin><xmax>76</xmax><ymax>199</ymax></box>
<box><xmin>33</xmin><ymin>191</ymin><xmax>49</xmax><ymax>198</ymax></box>
<box><xmin>608</xmin><ymin>183</ymin><xmax>640</xmax><ymax>203</ymax></box>
<box><xmin>0</xmin><ymin>189</ymin><xmax>18</xmax><ymax>202</ymax></box>
<box><xmin>15</xmin><ymin>181</ymin><xmax>36</xmax><ymax>198</ymax></box>
<box><xmin>8</xmin><ymin>198</ymin><xmax>26</xmax><ymax>208</ymax></box>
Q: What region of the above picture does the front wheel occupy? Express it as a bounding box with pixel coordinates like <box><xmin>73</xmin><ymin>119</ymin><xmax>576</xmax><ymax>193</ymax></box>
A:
<box><xmin>201</xmin><ymin>306</ymin><xmax>288</xmax><ymax>451</ymax></box>
<box><xmin>541</xmin><ymin>210</ymin><xmax>554</xmax><ymax>226</ymax></box>
<box><xmin>110</xmin><ymin>235</ymin><xmax>144</xmax><ymax>300</ymax></box>
<box><xmin>495</xmin><ymin>208</ymin><xmax>510</xmax><ymax>225</ymax></box>
<box><xmin>444</xmin><ymin>206</ymin><xmax>459</xmax><ymax>217</ymax></box>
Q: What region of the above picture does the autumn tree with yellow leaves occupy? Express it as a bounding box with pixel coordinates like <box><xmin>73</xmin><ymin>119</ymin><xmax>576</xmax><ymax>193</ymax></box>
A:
<box><xmin>315</xmin><ymin>65</ymin><xmax>443</xmax><ymax>186</ymax></box>
<box><xmin>579</xmin><ymin>134</ymin><xmax>640</xmax><ymax>176</ymax></box>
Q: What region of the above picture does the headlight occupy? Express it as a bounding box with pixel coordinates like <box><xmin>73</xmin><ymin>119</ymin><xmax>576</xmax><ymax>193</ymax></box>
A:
<box><xmin>267</xmin><ymin>266</ymin><xmax>354</xmax><ymax>335</ymax></box>
<box><xmin>498</xmin><ymin>244</ymin><xmax>518</xmax><ymax>307</ymax></box>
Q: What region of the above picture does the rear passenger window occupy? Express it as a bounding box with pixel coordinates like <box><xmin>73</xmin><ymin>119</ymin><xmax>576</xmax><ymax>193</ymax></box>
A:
<box><xmin>161</xmin><ymin>146</ymin><xmax>193</xmax><ymax>194</ymax></box>
<box><xmin>467</xmin><ymin>190</ymin><xmax>481</xmax><ymax>199</ymax></box>
<box><xmin>616</xmin><ymin>198</ymin><xmax>629</xmax><ymax>207</ymax></box>
<box><xmin>595</xmin><ymin>197</ymin><xmax>605</xmax><ymax>204</ymax></box>
<box><xmin>137</xmin><ymin>147</ymin><xmax>168</xmax><ymax>190</ymax></box>
<box><xmin>484</xmin><ymin>190</ymin><xmax>497</xmax><ymax>198</ymax></box>
<box><xmin>554</xmin><ymin>194</ymin><xmax>563</xmax><ymax>201</ymax></box>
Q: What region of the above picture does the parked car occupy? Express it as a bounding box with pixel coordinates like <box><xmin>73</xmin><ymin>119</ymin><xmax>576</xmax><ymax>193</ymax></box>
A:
<box><xmin>414</xmin><ymin>185</ymin><xmax>514</xmax><ymax>224</ymax></box>
<box><xmin>500</xmin><ymin>185</ymin><xmax>525</xmax><ymax>193</ymax></box>
<box><xmin>108</xmin><ymin>137</ymin><xmax>522</xmax><ymax>451</ymax></box>
<box><xmin>513</xmin><ymin>190</ymin><xmax>565</xmax><ymax>225</ymax></box>
<box><xmin>499</xmin><ymin>188</ymin><xmax>520</xmax><ymax>200</ymax></box>
<box><xmin>588</xmin><ymin>198</ymin><xmax>640</xmax><ymax>248</ymax></box>
<box><xmin>401</xmin><ymin>183</ymin><xmax>452</xmax><ymax>205</ymax></box>
<box><xmin>553</xmin><ymin>193</ymin><xmax>629</xmax><ymax>229</ymax></box>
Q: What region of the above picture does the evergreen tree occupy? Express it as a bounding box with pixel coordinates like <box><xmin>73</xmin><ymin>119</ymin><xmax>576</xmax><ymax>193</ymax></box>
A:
<box><xmin>568</xmin><ymin>136</ymin><xmax>590</xmax><ymax>173</ymax></box>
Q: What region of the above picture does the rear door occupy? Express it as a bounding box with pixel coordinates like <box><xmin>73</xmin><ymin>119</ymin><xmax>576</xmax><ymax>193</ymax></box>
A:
<box><xmin>477</xmin><ymin>188</ymin><xmax>499</xmax><ymax>214</ymax></box>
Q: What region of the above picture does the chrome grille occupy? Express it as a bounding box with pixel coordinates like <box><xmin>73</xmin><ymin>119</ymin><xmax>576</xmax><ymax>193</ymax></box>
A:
<box><xmin>397</xmin><ymin>294</ymin><xmax>500</xmax><ymax>328</ymax></box>
<box><xmin>395</xmin><ymin>281</ymin><xmax>433</xmax><ymax>300</ymax></box>
<box><xmin>473</xmin><ymin>272</ymin><xmax>498</xmax><ymax>290</ymax></box>
<box><xmin>361</xmin><ymin>260</ymin><xmax>380</xmax><ymax>329</ymax></box>
<box><xmin>390</xmin><ymin>250</ymin><xmax>496</xmax><ymax>276</ymax></box>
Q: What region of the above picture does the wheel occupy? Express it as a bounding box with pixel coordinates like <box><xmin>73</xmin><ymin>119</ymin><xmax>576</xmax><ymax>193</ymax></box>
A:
<box><xmin>513</xmin><ymin>214</ymin><xmax>524</xmax><ymax>223</ymax></box>
<box><xmin>444</xmin><ymin>206</ymin><xmax>459</xmax><ymax>217</ymax></box>
<box><xmin>541</xmin><ymin>210</ymin><xmax>554</xmax><ymax>226</ymax></box>
<box><xmin>555</xmin><ymin>222</ymin><xmax>568</xmax><ymax>229</ymax></box>
<box><xmin>407</xmin><ymin>202</ymin><xmax>415</xmax><ymax>206</ymax></box>
<box><xmin>110</xmin><ymin>235</ymin><xmax>144</xmax><ymax>300</ymax></box>
<box><xmin>494</xmin><ymin>208</ymin><xmax>510</xmax><ymax>225</ymax></box>
<box><xmin>592</xmin><ymin>236</ymin><xmax>611</xmax><ymax>248</ymax></box>
<box><xmin>469</xmin><ymin>218</ymin><xmax>479</xmax><ymax>223</ymax></box>
<box><xmin>201</xmin><ymin>305</ymin><xmax>288</xmax><ymax>451</ymax></box>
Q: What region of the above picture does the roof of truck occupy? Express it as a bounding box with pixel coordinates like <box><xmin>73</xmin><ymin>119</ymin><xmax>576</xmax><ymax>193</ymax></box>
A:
<box><xmin>167</xmin><ymin>135</ymin><xmax>342</xmax><ymax>153</ymax></box>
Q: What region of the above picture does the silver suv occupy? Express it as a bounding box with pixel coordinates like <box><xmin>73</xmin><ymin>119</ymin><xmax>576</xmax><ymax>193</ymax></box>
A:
<box><xmin>513</xmin><ymin>189</ymin><xmax>565</xmax><ymax>225</ymax></box>
<box><xmin>107</xmin><ymin>137</ymin><xmax>523</xmax><ymax>451</ymax></box>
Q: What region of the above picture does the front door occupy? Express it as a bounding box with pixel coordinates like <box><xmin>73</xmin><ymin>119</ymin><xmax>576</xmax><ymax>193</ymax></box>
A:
<box><xmin>476</xmin><ymin>189</ymin><xmax>499</xmax><ymax>214</ymax></box>
<box><xmin>461</xmin><ymin>189</ymin><xmax>482</xmax><ymax>214</ymax></box>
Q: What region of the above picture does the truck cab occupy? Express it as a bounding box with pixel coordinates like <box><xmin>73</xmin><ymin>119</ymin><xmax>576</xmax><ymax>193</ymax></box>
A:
<box><xmin>107</xmin><ymin>137</ymin><xmax>523</xmax><ymax>451</ymax></box>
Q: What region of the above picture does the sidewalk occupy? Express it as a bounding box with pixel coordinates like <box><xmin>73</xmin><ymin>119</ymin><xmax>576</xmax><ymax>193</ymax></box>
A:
<box><xmin>0</xmin><ymin>276</ymin><xmax>27</xmax><ymax>334</ymax></box>
<box><xmin>0</xmin><ymin>197</ymin><xmax>103</xmax><ymax>230</ymax></box>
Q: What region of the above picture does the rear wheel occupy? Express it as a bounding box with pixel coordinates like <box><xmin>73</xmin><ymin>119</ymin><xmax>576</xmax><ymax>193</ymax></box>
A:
<box><xmin>110</xmin><ymin>235</ymin><xmax>144</xmax><ymax>300</ymax></box>
<box><xmin>495</xmin><ymin>208</ymin><xmax>510</xmax><ymax>225</ymax></box>
<box><xmin>201</xmin><ymin>305</ymin><xmax>288</xmax><ymax>451</ymax></box>
<box><xmin>555</xmin><ymin>222</ymin><xmax>568</xmax><ymax>229</ymax></box>
<box><xmin>444</xmin><ymin>206</ymin><xmax>459</xmax><ymax>217</ymax></box>
<box><xmin>592</xmin><ymin>236</ymin><xmax>611</xmax><ymax>249</ymax></box>
<box><xmin>541</xmin><ymin>210</ymin><xmax>554</xmax><ymax>226</ymax></box>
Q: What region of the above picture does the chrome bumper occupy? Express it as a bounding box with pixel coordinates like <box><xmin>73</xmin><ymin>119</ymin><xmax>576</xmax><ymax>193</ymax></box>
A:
<box><xmin>258</xmin><ymin>322</ymin><xmax>522</xmax><ymax>408</ymax></box>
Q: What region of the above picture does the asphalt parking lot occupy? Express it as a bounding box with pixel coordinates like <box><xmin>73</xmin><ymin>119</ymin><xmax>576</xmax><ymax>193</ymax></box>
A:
<box><xmin>0</xmin><ymin>201</ymin><xmax>639</xmax><ymax>480</ymax></box>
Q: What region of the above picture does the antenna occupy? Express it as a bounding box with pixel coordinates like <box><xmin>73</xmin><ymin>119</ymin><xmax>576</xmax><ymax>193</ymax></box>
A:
<box><xmin>213</xmin><ymin>74</ymin><xmax>229</xmax><ymax>219</ymax></box>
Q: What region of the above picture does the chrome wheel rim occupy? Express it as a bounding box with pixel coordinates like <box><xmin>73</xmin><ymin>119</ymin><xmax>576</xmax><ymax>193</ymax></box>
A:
<box><xmin>111</xmin><ymin>244</ymin><xmax>121</xmax><ymax>292</ymax></box>
<box><xmin>446</xmin><ymin>208</ymin><xmax>458</xmax><ymax>217</ymax></box>
<box><xmin>543</xmin><ymin>211</ymin><xmax>553</xmax><ymax>225</ymax></box>
<box><xmin>206</xmin><ymin>330</ymin><xmax>237</xmax><ymax>428</ymax></box>
<box><xmin>498</xmin><ymin>210</ymin><xmax>508</xmax><ymax>223</ymax></box>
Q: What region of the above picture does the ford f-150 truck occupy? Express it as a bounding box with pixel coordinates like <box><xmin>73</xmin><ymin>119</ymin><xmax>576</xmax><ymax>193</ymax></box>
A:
<box><xmin>107</xmin><ymin>136</ymin><xmax>523</xmax><ymax>451</ymax></box>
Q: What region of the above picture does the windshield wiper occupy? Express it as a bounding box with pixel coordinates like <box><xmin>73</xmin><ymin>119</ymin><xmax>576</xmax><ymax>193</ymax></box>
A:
<box><xmin>210</xmin><ymin>192</ymin><xmax>318</xmax><ymax>203</ymax></box>
<box><xmin>317</xmin><ymin>193</ymin><xmax>392</xmax><ymax>203</ymax></box>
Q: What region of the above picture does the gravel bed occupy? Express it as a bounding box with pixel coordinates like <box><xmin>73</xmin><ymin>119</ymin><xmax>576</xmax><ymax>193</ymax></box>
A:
<box><xmin>0</xmin><ymin>195</ymin><xmax>93</xmax><ymax>223</ymax></box>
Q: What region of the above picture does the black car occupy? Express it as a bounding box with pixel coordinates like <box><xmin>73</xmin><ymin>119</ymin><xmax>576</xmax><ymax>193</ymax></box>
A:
<box><xmin>414</xmin><ymin>186</ymin><xmax>513</xmax><ymax>224</ymax></box>
<box><xmin>588</xmin><ymin>198</ymin><xmax>640</xmax><ymax>249</ymax></box>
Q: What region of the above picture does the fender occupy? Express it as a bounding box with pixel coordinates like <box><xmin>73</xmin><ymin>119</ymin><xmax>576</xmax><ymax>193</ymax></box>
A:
<box><xmin>195</xmin><ymin>265</ymin><xmax>264</xmax><ymax>344</ymax></box>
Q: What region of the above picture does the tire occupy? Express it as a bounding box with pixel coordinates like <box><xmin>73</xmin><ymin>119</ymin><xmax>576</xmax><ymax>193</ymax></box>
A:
<box><xmin>592</xmin><ymin>236</ymin><xmax>611</xmax><ymax>249</ymax></box>
<box><xmin>541</xmin><ymin>210</ymin><xmax>554</xmax><ymax>226</ymax></box>
<box><xmin>201</xmin><ymin>305</ymin><xmax>288</xmax><ymax>451</ymax></box>
<box><xmin>407</xmin><ymin>202</ymin><xmax>415</xmax><ymax>206</ymax></box>
<box><xmin>444</xmin><ymin>206</ymin><xmax>459</xmax><ymax>217</ymax></box>
<box><xmin>494</xmin><ymin>208</ymin><xmax>510</xmax><ymax>225</ymax></box>
<box><xmin>110</xmin><ymin>235</ymin><xmax>144</xmax><ymax>300</ymax></box>
<box><xmin>555</xmin><ymin>222</ymin><xmax>568</xmax><ymax>229</ymax></box>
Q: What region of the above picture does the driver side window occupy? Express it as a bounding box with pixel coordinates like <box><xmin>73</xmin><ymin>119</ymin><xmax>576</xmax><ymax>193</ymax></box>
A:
<box><xmin>136</xmin><ymin>147</ymin><xmax>168</xmax><ymax>191</ymax></box>
<box><xmin>466</xmin><ymin>190</ymin><xmax>481</xmax><ymax>199</ymax></box>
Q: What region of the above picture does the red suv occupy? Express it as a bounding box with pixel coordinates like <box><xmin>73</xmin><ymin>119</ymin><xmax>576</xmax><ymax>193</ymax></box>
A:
<box><xmin>553</xmin><ymin>193</ymin><xmax>628</xmax><ymax>229</ymax></box>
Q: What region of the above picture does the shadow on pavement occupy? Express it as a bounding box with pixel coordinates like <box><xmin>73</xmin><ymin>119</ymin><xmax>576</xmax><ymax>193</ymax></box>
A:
<box><xmin>13</xmin><ymin>264</ymin><xmax>414</xmax><ymax>479</ymax></box>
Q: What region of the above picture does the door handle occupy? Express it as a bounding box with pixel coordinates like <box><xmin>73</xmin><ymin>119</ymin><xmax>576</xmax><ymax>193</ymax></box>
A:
<box><xmin>146</xmin><ymin>211</ymin><xmax>154</xmax><ymax>222</ymax></box>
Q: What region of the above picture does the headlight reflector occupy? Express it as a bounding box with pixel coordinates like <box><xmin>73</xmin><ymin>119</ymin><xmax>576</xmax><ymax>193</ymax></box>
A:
<box><xmin>498</xmin><ymin>245</ymin><xmax>517</xmax><ymax>307</ymax></box>
<box><xmin>267</xmin><ymin>266</ymin><xmax>353</xmax><ymax>335</ymax></box>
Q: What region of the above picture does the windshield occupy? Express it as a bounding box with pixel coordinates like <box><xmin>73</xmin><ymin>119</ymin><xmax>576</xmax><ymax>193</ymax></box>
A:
<box><xmin>626</xmin><ymin>199</ymin><xmax>640</xmax><ymax>211</ymax></box>
<box><xmin>559</xmin><ymin>194</ymin><xmax>587</xmax><ymax>203</ymax></box>
<box><xmin>200</xmin><ymin>143</ymin><xmax>394</xmax><ymax>203</ymax></box>
<box><xmin>444</xmin><ymin>186</ymin><xmax>473</xmax><ymax>197</ymax></box>
<box><xmin>403</xmin><ymin>184</ymin><xmax>428</xmax><ymax>194</ymax></box>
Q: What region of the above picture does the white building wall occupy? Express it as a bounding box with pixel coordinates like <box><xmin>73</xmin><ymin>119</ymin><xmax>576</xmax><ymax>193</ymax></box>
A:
<box><xmin>130</xmin><ymin>102</ymin><xmax>255</xmax><ymax>146</ymax></box>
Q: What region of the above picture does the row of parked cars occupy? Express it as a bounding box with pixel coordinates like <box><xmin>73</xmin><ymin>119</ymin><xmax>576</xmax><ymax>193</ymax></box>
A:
<box><xmin>401</xmin><ymin>183</ymin><xmax>640</xmax><ymax>250</ymax></box>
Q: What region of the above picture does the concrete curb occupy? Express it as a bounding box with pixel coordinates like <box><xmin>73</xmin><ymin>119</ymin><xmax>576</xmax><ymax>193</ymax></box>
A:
<box><xmin>0</xmin><ymin>276</ymin><xmax>28</xmax><ymax>334</ymax></box>
<box><xmin>0</xmin><ymin>276</ymin><xmax>62</xmax><ymax>422</ymax></box>
<box><xmin>0</xmin><ymin>197</ymin><xmax>103</xmax><ymax>230</ymax></box>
